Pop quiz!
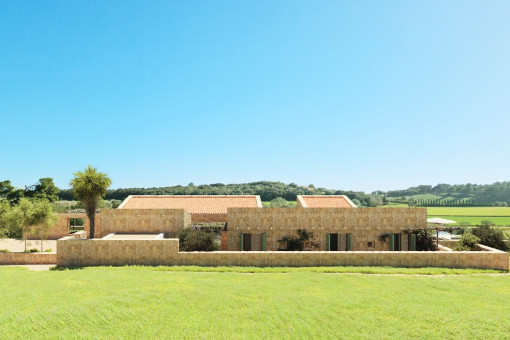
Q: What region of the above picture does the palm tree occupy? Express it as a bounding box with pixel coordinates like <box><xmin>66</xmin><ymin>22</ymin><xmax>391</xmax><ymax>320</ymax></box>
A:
<box><xmin>70</xmin><ymin>166</ymin><xmax>111</xmax><ymax>238</ymax></box>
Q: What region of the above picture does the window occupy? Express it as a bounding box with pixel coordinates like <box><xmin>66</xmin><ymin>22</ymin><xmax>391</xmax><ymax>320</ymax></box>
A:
<box><xmin>367</xmin><ymin>241</ymin><xmax>375</xmax><ymax>249</ymax></box>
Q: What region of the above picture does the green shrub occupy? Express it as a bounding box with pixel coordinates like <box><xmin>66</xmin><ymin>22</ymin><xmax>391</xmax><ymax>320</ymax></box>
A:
<box><xmin>471</xmin><ymin>224</ymin><xmax>509</xmax><ymax>251</ymax></box>
<box><xmin>44</xmin><ymin>248</ymin><xmax>53</xmax><ymax>252</ymax></box>
<box><xmin>454</xmin><ymin>233</ymin><xmax>480</xmax><ymax>251</ymax></box>
<box><xmin>415</xmin><ymin>230</ymin><xmax>437</xmax><ymax>251</ymax></box>
<box><xmin>278</xmin><ymin>228</ymin><xmax>318</xmax><ymax>251</ymax></box>
<box><xmin>0</xmin><ymin>249</ymin><xmax>10</xmax><ymax>253</ymax></box>
<box><xmin>25</xmin><ymin>248</ymin><xmax>40</xmax><ymax>253</ymax></box>
<box><xmin>268</xmin><ymin>197</ymin><xmax>293</xmax><ymax>208</ymax></box>
<box><xmin>178</xmin><ymin>228</ymin><xmax>219</xmax><ymax>252</ymax></box>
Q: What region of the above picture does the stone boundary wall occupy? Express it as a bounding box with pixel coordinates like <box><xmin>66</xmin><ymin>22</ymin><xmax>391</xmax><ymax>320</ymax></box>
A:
<box><xmin>0</xmin><ymin>252</ymin><xmax>57</xmax><ymax>265</ymax></box>
<box><xmin>100</xmin><ymin>209</ymin><xmax>191</xmax><ymax>237</ymax></box>
<box><xmin>56</xmin><ymin>239</ymin><xmax>509</xmax><ymax>270</ymax></box>
<box><xmin>226</xmin><ymin>207</ymin><xmax>427</xmax><ymax>251</ymax></box>
<box><xmin>59</xmin><ymin>231</ymin><xmax>87</xmax><ymax>240</ymax></box>
<box><xmin>57</xmin><ymin>239</ymin><xmax>179</xmax><ymax>266</ymax></box>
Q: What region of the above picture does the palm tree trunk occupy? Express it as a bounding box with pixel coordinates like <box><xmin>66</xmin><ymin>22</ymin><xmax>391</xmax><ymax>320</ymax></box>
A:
<box><xmin>89</xmin><ymin>210</ymin><xmax>96</xmax><ymax>239</ymax></box>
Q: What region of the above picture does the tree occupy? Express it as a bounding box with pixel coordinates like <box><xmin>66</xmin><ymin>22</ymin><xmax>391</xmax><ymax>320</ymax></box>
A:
<box><xmin>368</xmin><ymin>196</ymin><xmax>383</xmax><ymax>207</ymax></box>
<box><xmin>32</xmin><ymin>178</ymin><xmax>59</xmax><ymax>202</ymax></box>
<box><xmin>0</xmin><ymin>199</ymin><xmax>10</xmax><ymax>238</ymax></box>
<box><xmin>70</xmin><ymin>166</ymin><xmax>112</xmax><ymax>238</ymax></box>
<box><xmin>471</xmin><ymin>221</ymin><xmax>508</xmax><ymax>251</ymax></box>
<box><xmin>4</xmin><ymin>198</ymin><xmax>57</xmax><ymax>251</ymax></box>
<box><xmin>30</xmin><ymin>199</ymin><xmax>58</xmax><ymax>251</ymax></box>
<box><xmin>268</xmin><ymin>197</ymin><xmax>293</xmax><ymax>208</ymax></box>
<box><xmin>453</xmin><ymin>233</ymin><xmax>480</xmax><ymax>251</ymax></box>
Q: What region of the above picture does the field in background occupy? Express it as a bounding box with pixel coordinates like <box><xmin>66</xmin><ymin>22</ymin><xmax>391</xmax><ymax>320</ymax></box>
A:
<box><xmin>427</xmin><ymin>207</ymin><xmax>510</xmax><ymax>216</ymax></box>
<box><xmin>427</xmin><ymin>207</ymin><xmax>510</xmax><ymax>226</ymax></box>
<box><xmin>1</xmin><ymin>266</ymin><xmax>509</xmax><ymax>339</ymax></box>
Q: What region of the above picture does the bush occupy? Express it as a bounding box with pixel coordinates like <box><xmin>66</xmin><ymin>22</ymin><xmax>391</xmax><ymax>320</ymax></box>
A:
<box><xmin>454</xmin><ymin>233</ymin><xmax>480</xmax><ymax>251</ymax></box>
<box><xmin>415</xmin><ymin>229</ymin><xmax>438</xmax><ymax>251</ymax></box>
<box><xmin>178</xmin><ymin>228</ymin><xmax>219</xmax><ymax>252</ymax></box>
<box><xmin>278</xmin><ymin>229</ymin><xmax>318</xmax><ymax>251</ymax></box>
<box><xmin>44</xmin><ymin>248</ymin><xmax>53</xmax><ymax>252</ymax></box>
<box><xmin>268</xmin><ymin>197</ymin><xmax>293</xmax><ymax>208</ymax></box>
<box><xmin>0</xmin><ymin>249</ymin><xmax>10</xmax><ymax>253</ymax></box>
<box><xmin>471</xmin><ymin>224</ymin><xmax>509</xmax><ymax>251</ymax></box>
<box><xmin>25</xmin><ymin>248</ymin><xmax>40</xmax><ymax>253</ymax></box>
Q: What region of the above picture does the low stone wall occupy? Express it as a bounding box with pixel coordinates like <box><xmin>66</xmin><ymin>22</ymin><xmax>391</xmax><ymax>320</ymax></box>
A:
<box><xmin>57</xmin><ymin>238</ymin><xmax>509</xmax><ymax>270</ymax></box>
<box><xmin>57</xmin><ymin>239</ymin><xmax>179</xmax><ymax>266</ymax></box>
<box><xmin>0</xmin><ymin>252</ymin><xmax>57</xmax><ymax>265</ymax></box>
<box><xmin>59</xmin><ymin>231</ymin><xmax>87</xmax><ymax>240</ymax></box>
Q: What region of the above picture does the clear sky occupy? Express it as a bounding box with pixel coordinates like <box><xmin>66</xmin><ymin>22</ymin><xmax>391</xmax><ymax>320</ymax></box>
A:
<box><xmin>1</xmin><ymin>1</ymin><xmax>509</xmax><ymax>193</ymax></box>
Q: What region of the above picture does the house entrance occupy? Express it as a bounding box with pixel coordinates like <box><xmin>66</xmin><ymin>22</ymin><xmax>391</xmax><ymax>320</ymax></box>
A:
<box><xmin>329</xmin><ymin>233</ymin><xmax>339</xmax><ymax>251</ymax></box>
<box><xmin>243</xmin><ymin>233</ymin><xmax>252</xmax><ymax>251</ymax></box>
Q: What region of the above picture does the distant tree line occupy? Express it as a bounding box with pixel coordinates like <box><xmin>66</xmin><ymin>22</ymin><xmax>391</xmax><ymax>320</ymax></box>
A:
<box><xmin>376</xmin><ymin>182</ymin><xmax>510</xmax><ymax>205</ymax></box>
<box><xmin>399</xmin><ymin>198</ymin><xmax>508</xmax><ymax>207</ymax></box>
<box><xmin>58</xmin><ymin>181</ymin><xmax>374</xmax><ymax>206</ymax></box>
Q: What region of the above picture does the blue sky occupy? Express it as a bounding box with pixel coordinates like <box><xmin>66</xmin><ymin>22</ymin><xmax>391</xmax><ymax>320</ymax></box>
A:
<box><xmin>1</xmin><ymin>1</ymin><xmax>509</xmax><ymax>193</ymax></box>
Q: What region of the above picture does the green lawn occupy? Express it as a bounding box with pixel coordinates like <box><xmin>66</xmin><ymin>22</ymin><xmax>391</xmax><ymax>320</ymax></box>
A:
<box><xmin>1</xmin><ymin>266</ymin><xmax>510</xmax><ymax>339</ymax></box>
<box><xmin>427</xmin><ymin>207</ymin><xmax>510</xmax><ymax>226</ymax></box>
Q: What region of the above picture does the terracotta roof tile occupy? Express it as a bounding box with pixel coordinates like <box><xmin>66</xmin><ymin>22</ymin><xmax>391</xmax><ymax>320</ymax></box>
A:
<box><xmin>298</xmin><ymin>195</ymin><xmax>356</xmax><ymax>208</ymax></box>
<box><xmin>118</xmin><ymin>195</ymin><xmax>262</xmax><ymax>214</ymax></box>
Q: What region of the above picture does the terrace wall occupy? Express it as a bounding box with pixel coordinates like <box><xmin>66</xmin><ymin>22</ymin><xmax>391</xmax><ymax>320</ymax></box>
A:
<box><xmin>0</xmin><ymin>252</ymin><xmax>57</xmax><ymax>265</ymax></box>
<box><xmin>100</xmin><ymin>209</ymin><xmax>191</xmax><ymax>237</ymax></box>
<box><xmin>57</xmin><ymin>239</ymin><xmax>179</xmax><ymax>266</ymax></box>
<box><xmin>226</xmin><ymin>207</ymin><xmax>427</xmax><ymax>251</ymax></box>
<box><xmin>56</xmin><ymin>239</ymin><xmax>509</xmax><ymax>270</ymax></box>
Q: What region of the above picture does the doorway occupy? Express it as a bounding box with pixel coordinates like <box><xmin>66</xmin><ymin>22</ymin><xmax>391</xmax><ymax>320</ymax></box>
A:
<box><xmin>394</xmin><ymin>233</ymin><xmax>401</xmax><ymax>251</ymax></box>
<box><xmin>329</xmin><ymin>233</ymin><xmax>339</xmax><ymax>251</ymax></box>
<box><xmin>243</xmin><ymin>233</ymin><xmax>252</xmax><ymax>251</ymax></box>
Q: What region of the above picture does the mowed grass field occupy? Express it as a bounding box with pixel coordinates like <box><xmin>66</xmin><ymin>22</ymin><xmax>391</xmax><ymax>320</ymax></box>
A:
<box><xmin>427</xmin><ymin>207</ymin><xmax>510</xmax><ymax>226</ymax></box>
<box><xmin>1</xmin><ymin>266</ymin><xmax>510</xmax><ymax>339</ymax></box>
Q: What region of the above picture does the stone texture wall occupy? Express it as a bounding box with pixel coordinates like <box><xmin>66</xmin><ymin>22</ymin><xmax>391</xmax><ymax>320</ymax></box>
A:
<box><xmin>57</xmin><ymin>238</ymin><xmax>509</xmax><ymax>270</ymax></box>
<box><xmin>100</xmin><ymin>209</ymin><xmax>191</xmax><ymax>237</ymax></box>
<box><xmin>192</xmin><ymin>213</ymin><xmax>227</xmax><ymax>223</ymax></box>
<box><xmin>57</xmin><ymin>239</ymin><xmax>179</xmax><ymax>266</ymax></box>
<box><xmin>0</xmin><ymin>252</ymin><xmax>57</xmax><ymax>265</ymax></box>
<box><xmin>59</xmin><ymin>231</ymin><xmax>87</xmax><ymax>240</ymax></box>
<box><xmin>226</xmin><ymin>207</ymin><xmax>427</xmax><ymax>251</ymax></box>
<box><xmin>27</xmin><ymin>213</ymin><xmax>101</xmax><ymax>240</ymax></box>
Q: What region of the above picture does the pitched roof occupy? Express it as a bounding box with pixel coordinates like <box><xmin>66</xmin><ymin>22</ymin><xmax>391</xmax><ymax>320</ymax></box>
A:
<box><xmin>118</xmin><ymin>195</ymin><xmax>262</xmax><ymax>214</ymax></box>
<box><xmin>297</xmin><ymin>195</ymin><xmax>357</xmax><ymax>208</ymax></box>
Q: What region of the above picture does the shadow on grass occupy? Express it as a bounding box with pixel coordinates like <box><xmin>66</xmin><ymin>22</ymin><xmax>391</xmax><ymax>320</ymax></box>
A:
<box><xmin>50</xmin><ymin>265</ymin><xmax>85</xmax><ymax>271</ymax></box>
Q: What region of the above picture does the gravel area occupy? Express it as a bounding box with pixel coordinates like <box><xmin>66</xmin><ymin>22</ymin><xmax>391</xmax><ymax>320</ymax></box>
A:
<box><xmin>0</xmin><ymin>239</ymin><xmax>57</xmax><ymax>252</ymax></box>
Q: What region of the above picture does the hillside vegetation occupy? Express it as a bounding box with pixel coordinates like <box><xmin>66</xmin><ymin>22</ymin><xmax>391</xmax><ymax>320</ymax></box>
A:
<box><xmin>58</xmin><ymin>181</ymin><xmax>373</xmax><ymax>206</ymax></box>
<box><xmin>376</xmin><ymin>182</ymin><xmax>510</xmax><ymax>206</ymax></box>
<box><xmin>57</xmin><ymin>181</ymin><xmax>510</xmax><ymax>207</ymax></box>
